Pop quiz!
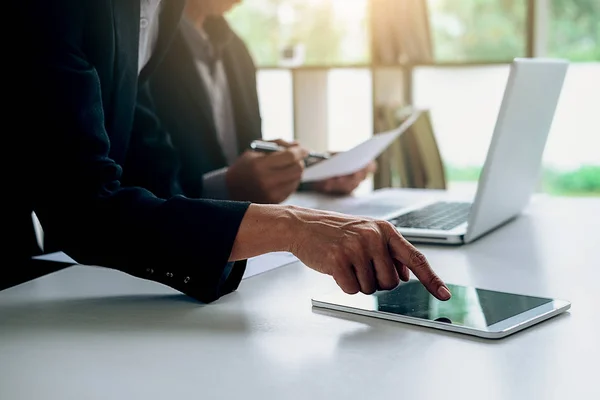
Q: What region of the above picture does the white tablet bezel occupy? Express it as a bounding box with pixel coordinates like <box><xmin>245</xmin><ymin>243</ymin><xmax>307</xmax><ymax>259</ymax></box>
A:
<box><xmin>311</xmin><ymin>288</ymin><xmax>570</xmax><ymax>340</ymax></box>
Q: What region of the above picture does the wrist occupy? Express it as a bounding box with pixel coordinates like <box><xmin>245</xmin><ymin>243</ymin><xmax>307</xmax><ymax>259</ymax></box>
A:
<box><xmin>230</xmin><ymin>204</ymin><xmax>302</xmax><ymax>260</ymax></box>
<box><xmin>275</xmin><ymin>205</ymin><xmax>305</xmax><ymax>254</ymax></box>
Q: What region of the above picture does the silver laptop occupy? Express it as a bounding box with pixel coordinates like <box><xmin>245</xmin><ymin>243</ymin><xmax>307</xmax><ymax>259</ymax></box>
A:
<box><xmin>381</xmin><ymin>58</ymin><xmax>568</xmax><ymax>244</ymax></box>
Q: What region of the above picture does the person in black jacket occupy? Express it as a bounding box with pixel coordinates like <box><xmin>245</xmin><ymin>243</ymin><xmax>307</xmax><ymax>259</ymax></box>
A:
<box><xmin>142</xmin><ymin>0</ymin><xmax>376</xmax><ymax>204</ymax></box>
<box><xmin>8</xmin><ymin>0</ymin><xmax>451</xmax><ymax>304</ymax></box>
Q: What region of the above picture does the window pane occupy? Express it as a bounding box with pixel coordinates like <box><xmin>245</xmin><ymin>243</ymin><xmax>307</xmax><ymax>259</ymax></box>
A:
<box><xmin>544</xmin><ymin>63</ymin><xmax>600</xmax><ymax>168</ymax></box>
<box><xmin>542</xmin><ymin>62</ymin><xmax>600</xmax><ymax>195</ymax></box>
<box><xmin>327</xmin><ymin>69</ymin><xmax>373</xmax><ymax>151</ymax></box>
<box><xmin>256</xmin><ymin>70</ymin><xmax>294</xmax><ymax>142</ymax></box>
<box><xmin>547</xmin><ymin>0</ymin><xmax>600</xmax><ymax>61</ymax></box>
<box><xmin>227</xmin><ymin>0</ymin><xmax>370</xmax><ymax>67</ymax></box>
<box><xmin>291</xmin><ymin>69</ymin><xmax>373</xmax><ymax>152</ymax></box>
<box><xmin>413</xmin><ymin>65</ymin><xmax>600</xmax><ymax>196</ymax></box>
<box><xmin>428</xmin><ymin>0</ymin><xmax>527</xmax><ymax>62</ymax></box>
<box><xmin>327</xmin><ymin>69</ymin><xmax>375</xmax><ymax>194</ymax></box>
<box><xmin>413</xmin><ymin>65</ymin><xmax>510</xmax><ymax>167</ymax></box>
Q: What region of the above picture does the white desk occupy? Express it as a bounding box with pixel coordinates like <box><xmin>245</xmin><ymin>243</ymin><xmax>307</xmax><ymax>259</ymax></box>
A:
<box><xmin>1</xmin><ymin>192</ymin><xmax>599</xmax><ymax>400</ymax></box>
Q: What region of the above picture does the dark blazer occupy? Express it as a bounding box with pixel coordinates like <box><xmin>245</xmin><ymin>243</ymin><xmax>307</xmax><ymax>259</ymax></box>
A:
<box><xmin>145</xmin><ymin>18</ymin><xmax>263</xmax><ymax>198</ymax></box>
<box><xmin>8</xmin><ymin>0</ymin><xmax>249</xmax><ymax>302</ymax></box>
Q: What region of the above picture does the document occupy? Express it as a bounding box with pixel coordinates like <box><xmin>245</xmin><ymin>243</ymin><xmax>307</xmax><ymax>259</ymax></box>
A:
<box><xmin>301</xmin><ymin>110</ymin><xmax>421</xmax><ymax>182</ymax></box>
<box><xmin>244</xmin><ymin>252</ymin><xmax>299</xmax><ymax>279</ymax></box>
<box><xmin>34</xmin><ymin>252</ymin><xmax>75</xmax><ymax>264</ymax></box>
<box><xmin>34</xmin><ymin>251</ymin><xmax>298</xmax><ymax>280</ymax></box>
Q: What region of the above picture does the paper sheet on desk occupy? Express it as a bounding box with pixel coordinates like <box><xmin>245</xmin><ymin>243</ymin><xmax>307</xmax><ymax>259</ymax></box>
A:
<box><xmin>34</xmin><ymin>251</ymin><xmax>298</xmax><ymax>280</ymax></box>
<box><xmin>244</xmin><ymin>252</ymin><xmax>298</xmax><ymax>279</ymax></box>
<box><xmin>34</xmin><ymin>252</ymin><xmax>76</xmax><ymax>264</ymax></box>
<box><xmin>301</xmin><ymin>111</ymin><xmax>421</xmax><ymax>182</ymax></box>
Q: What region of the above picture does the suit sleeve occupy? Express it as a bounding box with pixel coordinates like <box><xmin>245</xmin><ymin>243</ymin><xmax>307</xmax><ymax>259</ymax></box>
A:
<box><xmin>20</xmin><ymin>21</ymin><xmax>249</xmax><ymax>305</ymax></box>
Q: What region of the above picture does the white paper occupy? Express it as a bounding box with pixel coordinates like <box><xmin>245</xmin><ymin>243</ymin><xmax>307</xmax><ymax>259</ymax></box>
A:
<box><xmin>33</xmin><ymin>252</ymin><xmax>76</xmax><ymax>264</ymax></box>
<box><xmin>301</xmin><ymin>111</ymin><xmax>421</xmax><ymax>182</ymax></box>
<box><xmin>243</xmin><ymin>252</ymin><xmax>298</xmax><ymax>279</ymax></box>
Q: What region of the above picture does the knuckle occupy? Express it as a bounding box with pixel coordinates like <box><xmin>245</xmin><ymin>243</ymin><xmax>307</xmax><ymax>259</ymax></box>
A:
<box><xmin>335</xmin><ymin>252</ymin><xmax>349</xmax><ymax>267</ymax></box>
<box><xmin>293</xmin><ymin>148</ymin><xmax>306</xmax><ymax>160</ymax></box>
<box><xmin>329</xmin><ymin>247</ymin><xmax>346</xmax><ymax>267</ymax></box>
<box><xmin>379</xmin><ymin>220</ymin><xmax>396</xmax><ymax>234</ymax></box>
<box><xmin>409</xmin><ymin>250</ymin><xmax>429</xmax><ymax>269</ymax></box>
<box><xmin>362</xmin><ymin>286</ymin><xmax>376</xmax><ymax>295</ymax></box>
<box><xmin>327</xmin><ymin>254</ymin><xmax>339</xmax><ymax>269</ymax></box>
<box><xmin>361</xmin><ymin>223</ymin><xmax>382</xmax><ymax>243</ymax></box>
<box><xmin>428</xmin><ymin>274</ymin><xmax>442</xmax><ymax>289</ymax></box>
<box><xmin>285</xmin><ymin>151</ymin><xmax>296</xmax><ymax>163</ymax></box>
<box><xmin>366</xmin><ymin>226</ymin><xmax>381</xmax><ymax>242</ymax></box>
<box><xmin>380</xmin><ymin>274</ymin><xmax>400</xmax><ymax>291</ymax></box>
<box><xmin>353</xmin><ymin>259</ymin><xmax>368</xmax><ymax>274</ymax></box>
<box><xmin>339</xmin><ymin>281</ymin><xmax>359</xmax><ymax>295</ymax></box>
<box><xmin>352</xmin><ymin>233</ymin><xmax>366</xmax><ymax>250</ymax></box>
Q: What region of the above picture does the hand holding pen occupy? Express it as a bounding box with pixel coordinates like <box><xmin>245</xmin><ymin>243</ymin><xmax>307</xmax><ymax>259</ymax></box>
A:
<box><xmin>250</xmin><ymin>140</ymin><xmax>330</xmax><ymax>166</ymax></box>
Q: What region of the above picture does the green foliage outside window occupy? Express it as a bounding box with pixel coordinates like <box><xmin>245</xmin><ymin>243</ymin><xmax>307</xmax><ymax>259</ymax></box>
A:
<box><xmin>227</xmin><ymin>0</ymin><xmax>368</xmax><ymax>66</ymax></box>
<box><xmin>430</xmin><ymin>0</ymin><xmax>600</xmax><ymax>62</ymax></box>
<box><xmin>547</xmin><ymin>0</ymin><xmax>600</xmax><ymax>61</ymax></box>
<box><xmin>429</xmin><ymin>0</ymin><xmax>527</xmax><ymax>62</ymax></box>
<box><xmin>229</xmin><ymin>0</ymin><xmax>599</xmax><ymax>65</ymax></box>
<box><xmin>446</xmin><ymin>165</ymin><xmax>600</xmax><ymax>196</ymax></box>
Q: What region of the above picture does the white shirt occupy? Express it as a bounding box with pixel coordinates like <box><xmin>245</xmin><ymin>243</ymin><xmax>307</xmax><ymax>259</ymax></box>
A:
<box><xmin>138</xmin><ymin>0</ymin><xmax>163</xmax><ymax>74</ymax></box>
<box><xmin>181</xmin><ymin>18</ymin><xmax>239</xmax><ymax>200</ymax></box>
<box><xmin>196</xmin><ymin>59</ymin><xmax>239</xmax><ymax>166</ymax></box>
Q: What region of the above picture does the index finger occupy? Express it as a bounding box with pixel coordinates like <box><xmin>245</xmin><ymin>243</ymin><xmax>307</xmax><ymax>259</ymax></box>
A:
<box><xmin>262</xmin><ymin>146</ymin><xmax>309</xmax><ymax>169</ymax></box>
<box><xmin>384</xmin><ymin>224</ymin><xmax>451</xmax><ymax>300</ymax></box>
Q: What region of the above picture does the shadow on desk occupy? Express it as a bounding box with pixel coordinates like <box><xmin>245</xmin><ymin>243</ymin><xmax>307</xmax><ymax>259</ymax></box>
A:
<box><xmin>0</xmin><ymin>292</ymin><xmax>250</xmax><ymax>334</ymax></box>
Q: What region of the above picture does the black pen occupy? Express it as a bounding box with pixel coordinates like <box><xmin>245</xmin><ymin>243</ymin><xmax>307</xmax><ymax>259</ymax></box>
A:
<box><xmin>250</xmin><ymin>140</ymin><xmax>330</xmax><ymax>160</ymax></box>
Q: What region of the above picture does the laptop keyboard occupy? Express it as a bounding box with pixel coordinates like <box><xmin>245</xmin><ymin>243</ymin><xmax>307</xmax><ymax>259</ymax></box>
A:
<box><xmin>388</xmin><ymin>202</ymin><xmax>471</xmax><ymax>231</ymax></box>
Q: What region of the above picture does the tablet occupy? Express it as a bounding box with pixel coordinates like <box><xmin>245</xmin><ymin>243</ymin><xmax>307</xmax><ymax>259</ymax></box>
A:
<box><xmin>311</xmin><ymin>281</ymin><xmax>570</xmax><ymax>339</ymax></box>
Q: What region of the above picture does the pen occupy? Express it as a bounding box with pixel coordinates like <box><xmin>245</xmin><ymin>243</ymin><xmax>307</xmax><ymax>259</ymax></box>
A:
<box><xmin>250</xmin><ymin>140</ymin><xmax>330</xmax><ymax>160</ymax></box>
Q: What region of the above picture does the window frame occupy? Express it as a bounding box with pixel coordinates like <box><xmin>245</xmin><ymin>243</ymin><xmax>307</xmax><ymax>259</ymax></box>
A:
<box><xmin>247</xmin><ymin>0</ymin><xmax>547</xmax><ymax>146</ymax></box>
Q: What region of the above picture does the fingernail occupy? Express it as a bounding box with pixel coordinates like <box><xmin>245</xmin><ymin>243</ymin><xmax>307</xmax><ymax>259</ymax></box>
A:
<box><xmin>437</xmin><ymin>286</ymin><xmax>451</xmax><ymax>300</ymax></box>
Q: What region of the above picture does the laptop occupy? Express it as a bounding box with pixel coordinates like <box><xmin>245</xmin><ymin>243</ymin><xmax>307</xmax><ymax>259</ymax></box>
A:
<box><xmin>379</xmin><ymin>58</ymin><xmax>569</xmax><ymax>244</ymax></box>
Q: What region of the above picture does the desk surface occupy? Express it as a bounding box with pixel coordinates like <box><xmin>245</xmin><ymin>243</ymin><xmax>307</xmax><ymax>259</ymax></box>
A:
<box><xmin>1</xmin><ymin>193</ymin><xmax>599</xmax><ymax>400</ymax></box>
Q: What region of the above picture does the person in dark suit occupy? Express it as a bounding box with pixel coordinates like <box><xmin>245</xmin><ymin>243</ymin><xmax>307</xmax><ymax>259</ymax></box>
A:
<box><xmin>8</xmin><ymin>0</ymin><xmax>451</xmax><ymax>303</ymax></box>
<box><xmin>143</xmin><ymin>0</ymin><xmax>377</xmax><ymax>204</ymax></box>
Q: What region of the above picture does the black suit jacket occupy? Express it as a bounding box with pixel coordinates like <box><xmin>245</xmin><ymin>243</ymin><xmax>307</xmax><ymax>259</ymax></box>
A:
<box><xmin>8</xmin><ymin>0</ymin><xmax>249</xmax><ymax>302</ymax></box>
<box><xmin>143</xmin><ymin>18</ymin><xmax>263</xmax><ymax>198</ymax></box>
